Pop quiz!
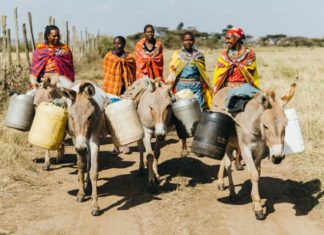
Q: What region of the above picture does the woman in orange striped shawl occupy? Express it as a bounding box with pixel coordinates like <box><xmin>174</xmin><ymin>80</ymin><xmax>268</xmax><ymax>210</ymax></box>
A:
<box><xmin>103</xmin><ymin>36</ymin><xmax>136</xmax><ymax>155</ymax></box>
<box><xmin>103</xmin><ymin>36</ymin><xmax>136</xmax><ymax>96</ymax></box>
<box><xmin>134</xmin><ymin>24</ymin><xmax>163</xmax><ymax>80</ymax></box>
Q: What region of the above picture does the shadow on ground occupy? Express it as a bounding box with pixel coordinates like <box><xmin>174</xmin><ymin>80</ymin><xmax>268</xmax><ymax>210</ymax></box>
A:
<box><xmin>67</xmin><ymin>154</ymin><xmax>219</xmax><ymax>215</ymax></box>
<box><xmin>218</xmin><ymin>177</ymin><xmax>324</xmax><ymax>217</ymax></box>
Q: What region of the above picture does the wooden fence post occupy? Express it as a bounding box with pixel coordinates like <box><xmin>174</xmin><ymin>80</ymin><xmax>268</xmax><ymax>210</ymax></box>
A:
<box><xmin>14</xmin><ymin>7</ymin><xmax>21</xmax><ymax>65</ymax></box>
<box><xmin>27</xmin><ymin>12</ymin><xmax>35</xmax><ymax>51</ymax></box>
<box><xmin>65</xmin><ymin>21</ymin><xmax>69</xmax><ymax>46</ymax></box>
<box><xmin>6</xmin><ymin>29</ymin><xmax>12</xmax><ymax>67</ymax></box>
<box><xmin>1</xmin><ymin>15</ymin><xmax>7</xmax><ymax>68</ymax></box>
<box><xmin>61</xmin><ymin>20</ymin><xmax>65</xmax><ymax>44</ymax></box>
<box><xmin>22</xmin><ymin>23</ymin><xmax>31</xmax><ymax>67</ymax></box>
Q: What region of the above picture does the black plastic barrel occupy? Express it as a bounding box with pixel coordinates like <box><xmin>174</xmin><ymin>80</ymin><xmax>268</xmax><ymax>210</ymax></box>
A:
<box><xmin>191</xmin><ymin>111</ymin><xmax>234</xmax><ymax>159</ymax></box>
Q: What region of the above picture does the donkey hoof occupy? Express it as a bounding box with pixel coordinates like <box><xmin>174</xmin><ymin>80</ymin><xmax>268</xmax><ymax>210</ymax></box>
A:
<box><xmin>91</xmin><ymin>208</ymin><xmax>100</xmax><ymax>216</ymax></box>
<box><xmin>42</xmin><ymin>164</ymin><xmax>50</xmax><ymax>171</ymax></box>
<box><xmin>154</xmin><ymin>176</ymin><xmax>161</xmax><ymax>185</ymax></box>
<box><xmin>217</xmin><ymin>183</ymin><xmax>225</xmax><ymax>191</ymax></box>
<box><xmin>181</xmin><ymin>150</ymin><xmax>188</xmax><ymax>157</ymax></box>
<box><xmin>255</xmin><ymin>210</ymin><xmax>266</xmax><ymax>220</ymax></box>
<box><xmin>76</xmin><ymin>194</ymin><xmax>85</xmax><ymax>202</ymax></box>
<box><xmin>147</xmin><ymin>182</ymin><xmax>158</xmax><ymax>194</ymax></box>
<box><xmin>235</xmin><ymin>163</ymin><xmax>244</xmax><ymax>171</ymax></box>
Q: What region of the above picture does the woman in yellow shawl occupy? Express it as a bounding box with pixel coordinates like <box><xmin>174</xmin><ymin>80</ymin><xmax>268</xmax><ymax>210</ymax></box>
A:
<box><xmin>213</xmin><ymin>27</ymin><xmax>259</xmax><ymax>170</ymax></box>
<box><xmin>169</xmin><ymin>31</ymin><xmax>213</xmax><ymax>157</ymax></box>
<box><xmin>213</xmin><ymin>27</ymin><xmax>258</xmax><ymax>93</ymax></box>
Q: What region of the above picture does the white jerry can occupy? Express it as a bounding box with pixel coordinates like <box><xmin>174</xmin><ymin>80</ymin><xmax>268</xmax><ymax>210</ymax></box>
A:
<box><xmin>283</xmin><ymin>108</ymin><xmax>305</xmax><ymax>155</ymax></box>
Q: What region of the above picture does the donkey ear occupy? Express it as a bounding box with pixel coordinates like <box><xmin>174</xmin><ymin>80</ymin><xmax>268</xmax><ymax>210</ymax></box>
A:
<box><xmin>279</xmin><ymin>83</ymin><xmax>296</xmax><ymax>107</ymax></box>
<box><xmin>79</xmin><ymin>82</ymin><xmax>96</xmax><ymax>97</ymax></box>
<box><xmin>43</xmin><ymin>75</ymin><xmax>58</xmax><ymax>89</ymax></box>
<box><xmin>59</xmin><ymin>88</ymin><xmax>76</xmax><ymax>103</ymax></box>
<box><xmin>257</xmin><ymin>93</ymin><xmax>271</xmax><ymax>109</ymax></box>
<box><xmin>143</xmin><ymin>76</ymin><xmax>156</xmax><ymax>92</ymax></box>
<box><xmin>42</xmin><ymin>76</ymin><xmax>53</xmax><ymax>89</ymax></box>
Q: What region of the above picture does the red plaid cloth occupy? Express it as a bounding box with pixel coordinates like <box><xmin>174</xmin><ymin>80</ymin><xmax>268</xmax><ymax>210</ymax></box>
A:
<box><xmin>31</xmin><ymin>43</ymin><xmax>75</xmax><ymax>81</ymax></box>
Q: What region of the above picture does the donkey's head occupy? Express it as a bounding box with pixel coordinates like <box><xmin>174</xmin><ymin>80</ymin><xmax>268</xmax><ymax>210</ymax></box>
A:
<box><xmin>258</xmin><ymin>83</ymin><xmax>296</xmax><ymax>164</ymax></box>
<box><xmin>60</xmin><ymin>82</ymin><xmax>101</xmax><ymax>156</ymax></box>
<box><xmin>143</xmin><ymin>77</ymin><xmax>173</xmax><ymax>141</ymax></box>
<box><xmin>33</xmin><ymin>75</ymin><xmax>73</xmax><ymax>106</ymax></box>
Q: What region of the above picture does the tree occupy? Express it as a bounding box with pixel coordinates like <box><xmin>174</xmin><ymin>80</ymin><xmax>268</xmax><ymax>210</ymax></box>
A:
<box><xmin>222</xmin><ymin>24</ymin><xmax>233</xmax><ymax>36</ymax></box>
<box><xmin>176</xmin><ymin>22</ymin><xmax>184</xmax><ymax>31</ymax></box>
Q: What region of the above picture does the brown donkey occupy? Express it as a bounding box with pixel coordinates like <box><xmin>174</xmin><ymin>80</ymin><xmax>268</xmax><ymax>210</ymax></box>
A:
<box><xmin>60</xmin><ymin>81</ymin><xmax>110</xmax><ymax>216</ymax></box>
<box><xmin>32</xmin><ymin>75</ymin><xmax>73</xmax><ymax>170</ymax></box>
<box><xmin>135</xmin><ymin>78</ymin><xmax>173</xmax><ymax>193</ymax></box>
<box><xmin>212</xmin><ymin>83</ymin><xmax>296</xmax><ymax>220</ymax></box>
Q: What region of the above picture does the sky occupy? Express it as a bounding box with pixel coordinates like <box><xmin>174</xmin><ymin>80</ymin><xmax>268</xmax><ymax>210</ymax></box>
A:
<box><xmin>1</xmin><ymin>0</ymin><xmax>324</xmax><ymax>39</ymax></box>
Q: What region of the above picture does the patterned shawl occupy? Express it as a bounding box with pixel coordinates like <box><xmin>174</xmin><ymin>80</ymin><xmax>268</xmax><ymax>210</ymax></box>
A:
<box><xmin>103</xmin><ymin>51</ymin><xmax>136</xmax><ymax>96</ymax></box>
<box><xmin>31</xmin><ymin>43</ymin><xmax>75</xmax><ymax>81</ymax></box>
<box><xmin>134</xmin><ymin>38</ymin><xmax>163</xmax><ymax>80</ymax></box>
<box><xmin>213</xmin><ymin>47</ymin><xmax>258</xmax><ymax>94</ymax></box>
<box><xmin>169</xmin><ymin>48</ymin><xmax>213</xmax><ymax>108</ymax></box>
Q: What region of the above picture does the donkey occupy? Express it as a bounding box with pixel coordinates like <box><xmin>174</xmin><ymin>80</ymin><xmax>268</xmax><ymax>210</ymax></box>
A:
<box><xmin>60</xmin><ymin>81</ymin><xmax>110</xmax><ymax>216</ymax></box>
<box><xmin>134</xmin><ymin>78</ymin><xmax>173</xmax><ymax>193</ymax></box>
<box><xmin>211</xmin><ymin>83</ymin><xmax>296</xmax><ymax>220</ymax></box>
<box><xmin>32</xmin><ymin>75</ymin><xmax>73</xmax><ymax>170</ymax></box>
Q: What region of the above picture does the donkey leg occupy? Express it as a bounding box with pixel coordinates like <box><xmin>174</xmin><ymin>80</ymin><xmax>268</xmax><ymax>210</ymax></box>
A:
<box><xmin>217</xmin><ymin>158</ymin><xmax>226</xmax><ymax>191</ymax></box>
<box><xmin>43</xmin><ymin>150</ymin><xmax>51</xmax><ymax>171</ymax></box>
<box><xmin>56</xmin><ymin>143</ymin><xmax>65</xmax><ymax>164</ymax></box>
<box><xmin>181</xmin><ymin>138</ymin><xmax>188</xmax><ymax>157</ymax></box>
<box><xmin>153</xmin><ymin>140</ymin><xmax>161</xmax><ymax>184</ymax></box>
<box><xmin>89</xmin><ymin>141</ymin><xmax>100</xmax><ymax>216</ymax></box>
<box><xmin>137</xmin><ymin>139</ymin><xmax>146</xmax><ymax>176</ymax></box>
<box><xmin>241</xmin><ymin>146</ymin><xmax>265</xmax><ymax>220</ymax></box>
<box><xmin>142</xmin><ymin>131</ymin><xmax>157</xmax><ymax>193</ymax></box>
<box><xmin>76</xmin><ymin>153</ymin><xmax>86</xmax><ymax>203</ymax></box>
<box><xmin>225</xmin><ymin>155</ymin><xmax>236</xmax><ymax>202</ymax></box>
<box><xmin>235</xmin><ymin>148</ymin><xmax>244</xmax><ymax>171</ymax></box>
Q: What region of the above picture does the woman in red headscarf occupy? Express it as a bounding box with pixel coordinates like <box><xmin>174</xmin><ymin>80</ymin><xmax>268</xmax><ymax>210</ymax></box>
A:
<box><xmin>213</xmin><ymin>27</ymin><xmax>258</xmax><ymax>93</ymax></box>
<box><xmin>213</xmin><ymin>27</ymin><xmax>259</xmax><ymax>170</ymax></box>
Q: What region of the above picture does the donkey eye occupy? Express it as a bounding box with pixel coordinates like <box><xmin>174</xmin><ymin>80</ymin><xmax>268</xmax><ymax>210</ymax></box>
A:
<box><xmin>69</xmin><ymin>115</ymin><xmax>74</xmax><ymax>120</ymax></box>
<box><xmin>263</xmin><ymin>124</ymin><xmax>269</xmax><ymax>130</ymax></box>
<box><xmin>149</xmin><ymin>106</ymin><xmax>153</xmax><ymax>110</ymax></box>
<box><xmin>87</xmin><ymin>115</ymin><xmax>92</xmax><ymax>121</ymax></box>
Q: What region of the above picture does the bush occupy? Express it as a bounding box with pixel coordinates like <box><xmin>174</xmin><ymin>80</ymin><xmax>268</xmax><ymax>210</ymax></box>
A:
<box><xmin>98</xmin><ymin>36</ymin><xmax>113</xmax><ymax>58</ymax></box>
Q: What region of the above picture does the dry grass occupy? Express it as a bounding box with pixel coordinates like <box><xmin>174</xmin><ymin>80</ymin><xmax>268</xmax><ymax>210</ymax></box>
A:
<box><xmin>0</xmin><ymin>47</ymin><xmax>323</xmax><ymax>216</ymax></box>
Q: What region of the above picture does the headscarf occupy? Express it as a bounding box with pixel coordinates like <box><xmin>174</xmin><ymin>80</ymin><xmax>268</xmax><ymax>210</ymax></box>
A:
<box><xmin>227</xmin><ymin>27</ymin><xmax>245</xmax><ymax>40</ymax></box>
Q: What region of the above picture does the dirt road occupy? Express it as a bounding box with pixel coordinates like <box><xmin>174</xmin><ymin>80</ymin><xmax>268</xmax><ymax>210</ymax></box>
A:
<box><xmin>1</xmin><ymin>132</ymin><xmax>323</xmax><ymax>235</ymax></box>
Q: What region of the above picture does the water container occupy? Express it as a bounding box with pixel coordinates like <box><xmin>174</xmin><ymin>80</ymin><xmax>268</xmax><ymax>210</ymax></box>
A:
<box><xmin>105</xmin><ymin>99</ymin><xmax>144</xmax><ymax>146</ymax></box>
<box><xmin>5</xmin><ymin>94</ymin><xmax>35</xmax><ymax>131</ymax></box>
<box><xmin>284</xmin><ymin>108</ymin><xmax>305</xmax><ymax>155</ymax></box>
<box><xmin>172</xmin><ymin>98</ymin><xmax>201</xmax><ymax>139</ymax></box>
<box><xmin>28</xmin><ymin>102</ymin><xmax>68</xmax><ymax>150</ymax></box>
<box><xmin>191</xmin><ymin>111</ymin><xmax>235</xmax><ymax>159</ymax></box>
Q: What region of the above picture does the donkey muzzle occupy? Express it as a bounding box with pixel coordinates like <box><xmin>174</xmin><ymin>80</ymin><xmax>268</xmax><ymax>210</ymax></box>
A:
<box><xmin>155</xmin><ymin>123</ymin><xmax>166</xmax><ymax>141</ymax></box>
<box><xmin>270</xmin><ymin>144</ymin><xmax>285</xmax><ymax>164</ymax></box>
<box><xmin>75</xmin><ymin>135</ymin><xmax>89</xmax><ymax>155</ymax></box>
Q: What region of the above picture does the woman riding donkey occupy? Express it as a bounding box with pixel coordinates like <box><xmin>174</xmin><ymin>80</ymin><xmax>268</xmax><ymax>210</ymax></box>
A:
<box><xmin>213</xmin><ymin>26</ymin><xmax>259</xmax><ymax>170</ymax></box>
